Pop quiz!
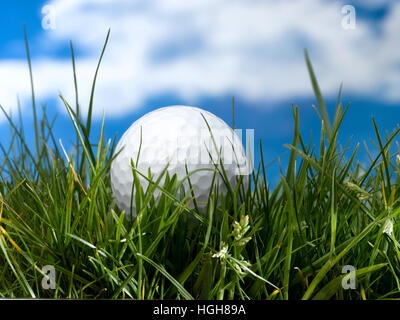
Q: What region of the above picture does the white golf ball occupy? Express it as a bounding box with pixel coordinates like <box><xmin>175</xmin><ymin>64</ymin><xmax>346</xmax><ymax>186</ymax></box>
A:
<box><xmin>110</xmin><ymin>105</ymin><xmax>249</xmax><ymax>218</ymax></box>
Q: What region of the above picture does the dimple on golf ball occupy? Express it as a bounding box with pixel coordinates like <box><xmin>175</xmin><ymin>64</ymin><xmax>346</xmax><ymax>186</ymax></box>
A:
<box><xmin>110</xmin><ymin>105</ymin><xmax>249</xmax><ymax>218</ymax></box>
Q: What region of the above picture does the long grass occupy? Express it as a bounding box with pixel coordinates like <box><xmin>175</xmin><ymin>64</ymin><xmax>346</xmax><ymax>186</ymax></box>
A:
<box><xmin>0</xmin><ymin>33</ymin><xmax>399</xmax><ymax>300</ymax></box>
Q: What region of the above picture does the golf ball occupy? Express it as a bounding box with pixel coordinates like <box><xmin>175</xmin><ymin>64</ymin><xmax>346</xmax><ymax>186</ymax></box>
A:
<box><xmin>110</xmin><ymin>105</ymin><xmax>249</xmax><ymax>218</ymax></box>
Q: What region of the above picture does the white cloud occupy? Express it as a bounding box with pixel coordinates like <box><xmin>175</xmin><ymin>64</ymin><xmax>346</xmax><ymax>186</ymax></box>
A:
<box><xmin>0</xmin><ymin>0</ymin><xmax>399</xmax><ymax>122</ymax></box>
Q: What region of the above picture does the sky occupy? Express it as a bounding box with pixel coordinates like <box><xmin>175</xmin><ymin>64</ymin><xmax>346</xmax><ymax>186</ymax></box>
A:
<box><xmin>0</xmin><ymin>0</ymin><xmax>399</xmax><ymax>185</ymax></box>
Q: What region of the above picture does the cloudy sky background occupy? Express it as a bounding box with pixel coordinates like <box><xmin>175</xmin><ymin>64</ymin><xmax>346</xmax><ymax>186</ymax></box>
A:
<box><xmin>0</xmin><ymin>0</ymin><xmax>399</xmax><ymax>183</ymax></box>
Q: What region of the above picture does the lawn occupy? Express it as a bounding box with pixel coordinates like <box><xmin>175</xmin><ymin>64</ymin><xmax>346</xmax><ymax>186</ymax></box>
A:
<box><xmin>0</xmin><ymin>31</ymin><xmax>399</xmax><ymax>300</ymax></box>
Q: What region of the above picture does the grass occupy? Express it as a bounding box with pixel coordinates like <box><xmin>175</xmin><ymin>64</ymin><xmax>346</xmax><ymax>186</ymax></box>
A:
<box><xmin>0</xmin><ymin>32</ymin><xmax>400</xmax><ymax>300</ymax></box>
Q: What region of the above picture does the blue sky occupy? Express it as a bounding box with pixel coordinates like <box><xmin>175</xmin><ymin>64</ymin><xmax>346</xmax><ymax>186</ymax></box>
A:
<box><xmin>0</xmin><ymin>0</ymin><xmax>399</xmax><ymax>185</ymax></box>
